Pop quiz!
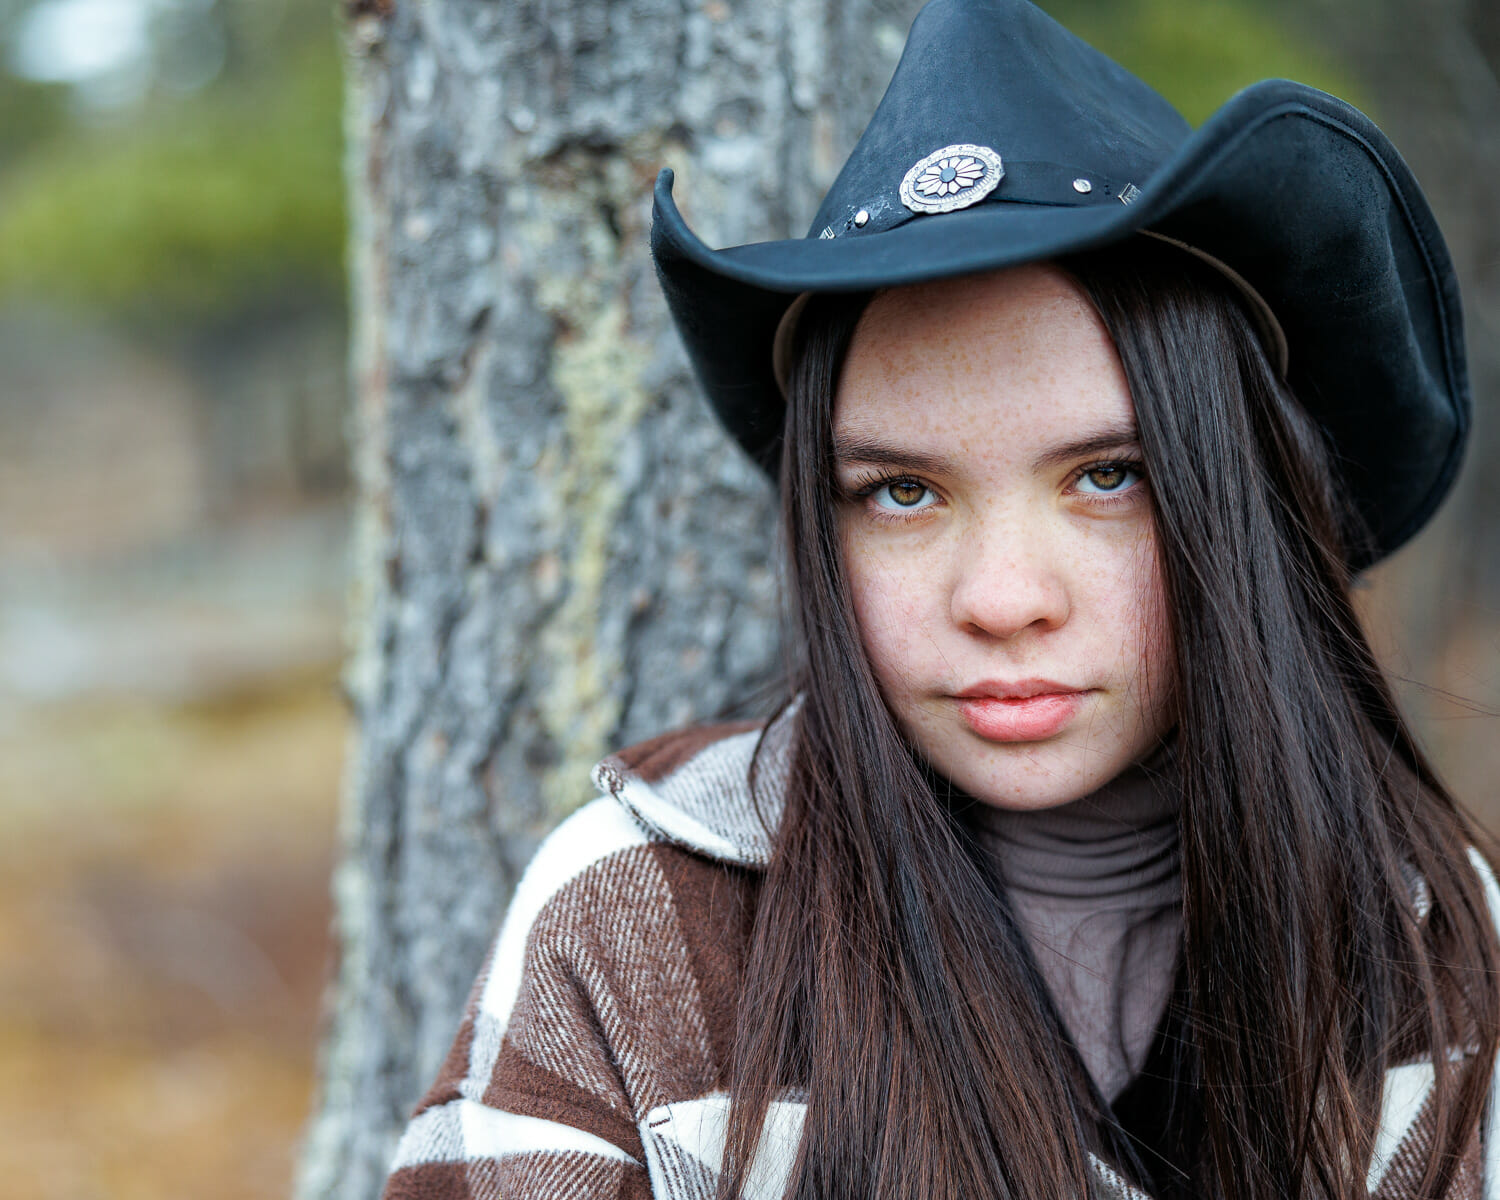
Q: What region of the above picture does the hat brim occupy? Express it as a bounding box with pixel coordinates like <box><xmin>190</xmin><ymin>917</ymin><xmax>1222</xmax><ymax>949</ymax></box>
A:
<box><xmin>651</xmin><ymin>79</ymin><xmax>1467</xmax><ymax>566</ymax></box>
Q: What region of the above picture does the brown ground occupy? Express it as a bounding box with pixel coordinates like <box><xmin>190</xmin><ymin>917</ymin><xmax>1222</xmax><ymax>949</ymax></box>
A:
<box><xmin>0</xmin><ymin>671</ymin><xmax>345</xmax><ymax>1200</ymax></box>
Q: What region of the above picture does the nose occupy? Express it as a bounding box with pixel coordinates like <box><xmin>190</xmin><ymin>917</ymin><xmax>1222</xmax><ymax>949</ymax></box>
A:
<box><xmin>948</xmin><ymin>521</ymin><xmax>1071</xmax><ymax>640</ymax></box>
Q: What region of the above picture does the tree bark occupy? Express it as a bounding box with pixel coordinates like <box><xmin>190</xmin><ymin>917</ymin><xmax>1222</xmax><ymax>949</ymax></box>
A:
<box><xmin>296</xmin><ymin>2</ymin><xmax>918</xmax><ymax>1195</ymax></box>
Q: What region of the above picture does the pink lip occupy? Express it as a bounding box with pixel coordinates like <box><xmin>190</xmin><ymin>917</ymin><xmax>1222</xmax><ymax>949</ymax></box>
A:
<box><xmin>951</xmin><ymin>680</ymin><xmax>1089</xmax><ymax>742</ymax></box>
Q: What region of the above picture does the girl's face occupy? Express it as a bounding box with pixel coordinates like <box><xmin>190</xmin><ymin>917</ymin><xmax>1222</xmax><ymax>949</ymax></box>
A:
<box><xmin>833</xmin><ymin>263</ymin><xmax>1175</xmax><ymax>811</ymax></box>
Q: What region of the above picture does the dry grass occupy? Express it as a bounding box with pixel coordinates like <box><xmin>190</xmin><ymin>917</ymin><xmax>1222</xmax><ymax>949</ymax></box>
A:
<box><xmin>0</xmin><ymin>670</ymin><xmax>346</xmax><ymax>1200</ymax></box>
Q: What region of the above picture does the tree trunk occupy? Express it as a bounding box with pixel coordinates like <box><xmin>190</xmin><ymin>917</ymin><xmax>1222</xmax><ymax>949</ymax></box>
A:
<box><xmin>296</xmin><ymin>1</ymin><xmax>917</xmax><ymax>1195</ymax></box>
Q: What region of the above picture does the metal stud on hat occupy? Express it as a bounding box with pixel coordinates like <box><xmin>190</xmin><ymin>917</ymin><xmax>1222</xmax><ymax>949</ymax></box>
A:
<box><xmin>900</xmin><ymin>144</ymin><xmax>1004</xmax><ymax>214</ymax></box>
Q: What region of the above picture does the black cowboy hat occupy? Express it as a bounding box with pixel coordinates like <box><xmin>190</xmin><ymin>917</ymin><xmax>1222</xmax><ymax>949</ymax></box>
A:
<box><xmin>650</xmin><ymin>0</ymin><xmax>1468</xmax><ymax>566</ymax></box>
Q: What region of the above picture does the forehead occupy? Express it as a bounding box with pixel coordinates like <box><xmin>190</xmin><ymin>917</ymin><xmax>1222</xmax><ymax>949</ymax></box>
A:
<box><xmin>834</xmin><ymin>263</ymin><xmax>1134</xmax><ymax>453</ymax></box>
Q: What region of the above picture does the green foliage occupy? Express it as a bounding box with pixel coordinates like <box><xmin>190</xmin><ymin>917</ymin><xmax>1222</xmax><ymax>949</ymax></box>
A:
<box><xmin>1040</xmin><ymin>0</ymin><xmax>1362</xmax><ymax>125</ymax></box>
<box><xmin>0</xmin><ymin>73</ymin><xmax>71</xmax><ymax>166</ymax></box>
<box><xmin>0</xmin><ymin>36</ymin><xmax>344</xmax><ymax>326</ymax></box>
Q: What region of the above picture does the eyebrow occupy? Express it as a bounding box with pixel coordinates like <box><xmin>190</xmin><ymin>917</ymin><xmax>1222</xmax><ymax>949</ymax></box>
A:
<box><xmin>831</xmin><ymin>435</ymin><xmax>956</xmax><ymax>476</ymax></box>
<box><xmin>832</xmin><ymin>422</ymin><xmax>1141</xmax><ymax>475</ymax></box>
<box><xmin>1028</xmin><ymin>422</ymin><xmax>1142</xmax><ymax>471</ymax></box>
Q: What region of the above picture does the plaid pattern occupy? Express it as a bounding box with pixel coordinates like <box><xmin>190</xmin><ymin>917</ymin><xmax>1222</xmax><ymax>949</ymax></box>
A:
<box><xmin>382</xmin><ymin>713</ymin><xmax>1500</xmax><ymax>1199</ymax></box>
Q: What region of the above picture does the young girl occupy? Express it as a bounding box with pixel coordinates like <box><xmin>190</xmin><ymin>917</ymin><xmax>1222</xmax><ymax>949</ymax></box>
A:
<box><xmin>381</xmin><ymin>2</ymin><xmax>1500</xmax><ymax>1197</ymax></box>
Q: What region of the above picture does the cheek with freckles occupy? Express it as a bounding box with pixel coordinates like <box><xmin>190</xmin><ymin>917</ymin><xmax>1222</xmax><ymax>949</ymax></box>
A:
<box><xmin>842</xmin><ymin>542</ymin><xmax>940</xmax><ymax>699</ymax></box>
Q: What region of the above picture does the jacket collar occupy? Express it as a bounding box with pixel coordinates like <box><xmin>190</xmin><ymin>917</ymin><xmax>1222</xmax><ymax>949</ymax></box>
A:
<box><xmin>590</xmin><ymin>705</ymin><xmax>798</xmax><ymax>868</ymax></box>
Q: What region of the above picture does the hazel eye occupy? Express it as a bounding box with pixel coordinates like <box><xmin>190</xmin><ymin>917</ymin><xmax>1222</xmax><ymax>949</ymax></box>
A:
<box><xmin>1075</xmin><ymin>462</ymin><xmax>1141</xmax><ymax>494</ymax></box>
<box><xmin>872</xmin><ymin>479</ymin><xmax>937</xmax><ymax>511</ymax></box>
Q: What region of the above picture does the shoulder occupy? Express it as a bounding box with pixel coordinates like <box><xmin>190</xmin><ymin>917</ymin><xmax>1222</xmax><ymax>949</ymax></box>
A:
<box><xmin>513</xmin><ymin>706</ymin><xmax>789</xmax><ymax>910</ymax></box>
<box><xmin>429</xmin><ymin>719</ymin><xmax>787</xmax><ymax>1141</ymax></box>
<box><xmin>519</xmin><ymin>704</ymin><xmax>791</xmax><ymax>894</ymax></box>
<box><xmin>475</xmin><ymin>711</ymin><xmax>793</xmax><ymax>1025</ymax></box>
<box><xmin>590</xmin><ymin>705</ymin><xmax>797</xmax><ymax>870</ymax></box>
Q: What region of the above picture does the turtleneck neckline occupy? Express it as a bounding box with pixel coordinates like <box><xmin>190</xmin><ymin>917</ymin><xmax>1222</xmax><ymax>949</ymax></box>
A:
<box><xmin>966</xmin><ymin>752</ymin><xmax>1183</xmax><ymax>1102</ymax></box>
<box><xmin>967</xmin><ymin>756</ymin><xmax>1181</xmax><ymax>908</ymax></box>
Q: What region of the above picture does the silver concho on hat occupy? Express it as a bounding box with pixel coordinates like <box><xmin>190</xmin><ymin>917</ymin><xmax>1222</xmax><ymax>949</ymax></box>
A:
<box><xmin>899</xmin><ymin>144</ymin><xmax>1004</xmax><ymax>214</ymax></box>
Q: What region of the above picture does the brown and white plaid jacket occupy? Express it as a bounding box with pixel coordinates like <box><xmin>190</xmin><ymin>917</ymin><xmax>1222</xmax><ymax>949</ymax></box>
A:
<box><xmin>381</xmin><ymin>711</ymin><xmax>1500</xmax><ymax>1199</ymax></box>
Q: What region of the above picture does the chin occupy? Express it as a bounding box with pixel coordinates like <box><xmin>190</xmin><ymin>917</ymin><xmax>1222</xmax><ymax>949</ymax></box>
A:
<box><xmin>931</xmin><ymin>735</ymin><xmax>1147</xmax><ymax>812</ymax></box>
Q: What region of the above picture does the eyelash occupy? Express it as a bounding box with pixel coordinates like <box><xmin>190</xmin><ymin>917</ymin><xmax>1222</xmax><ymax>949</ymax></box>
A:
<box><xmin>848</xmin><ymin>471</ymin><xmax>938</xmax><ymax>520</ymax></box>
<box><xmin>846</xmin><ymin>458</ymin><xmax>1148</xmax><ymax>519</ymax></box>
<box><xmin>1068</xmin><ymin>458</ymin><xmax>1148</xmax><ymax>507</ymax></box>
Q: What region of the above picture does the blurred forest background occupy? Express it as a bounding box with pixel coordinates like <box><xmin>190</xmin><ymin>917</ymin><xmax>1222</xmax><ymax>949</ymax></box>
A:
<box><xmin>0</xmin><ymin>0</ymin><xmax>1493</xmax><ymax>1198</ymax></box>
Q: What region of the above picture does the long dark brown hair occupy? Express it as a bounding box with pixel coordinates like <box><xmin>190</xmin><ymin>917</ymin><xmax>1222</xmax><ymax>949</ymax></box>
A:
<box><xmin>719</xmin><ymin>239</ymin><xmax>1499</xmax><ymax>1200</ymax></box>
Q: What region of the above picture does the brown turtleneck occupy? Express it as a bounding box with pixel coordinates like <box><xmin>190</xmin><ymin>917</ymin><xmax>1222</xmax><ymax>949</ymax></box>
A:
<box><xmin>970</xmin><ymin>759</ymin><xmax>1182</xmax><ymax>1102</ymax></box>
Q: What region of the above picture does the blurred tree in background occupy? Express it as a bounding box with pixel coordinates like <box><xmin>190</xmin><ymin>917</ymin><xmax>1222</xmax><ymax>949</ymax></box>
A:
<box><xmin>0</xmin><ymin>0</ymin><xmax>350</xmax><ymax>669</ymax></box>
<box><xmin>0</xmin><ymin>0</ymin><xmax>344</xmax><ymax>325</ymax></box>
<box><xmin>0</xmin><ymin>3</ymin><xmax>354</xmax><ymax>1198</ymax></box>
<box><xmin>1046</xmin><ymin>0</ymin><xmax>1360</xmax><ymax>122</ymax></box>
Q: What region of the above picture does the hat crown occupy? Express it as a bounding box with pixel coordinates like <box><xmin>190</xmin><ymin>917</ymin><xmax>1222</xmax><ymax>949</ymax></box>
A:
<box><xmin>650</xmin><ymin>0</ymin><xmax>1468</xmax><ymax>563</ymax></box>
<box><xmin>810</xmin><ymin>0</ymin><xmax>1191</xmax><ymax>238</ymax></box>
